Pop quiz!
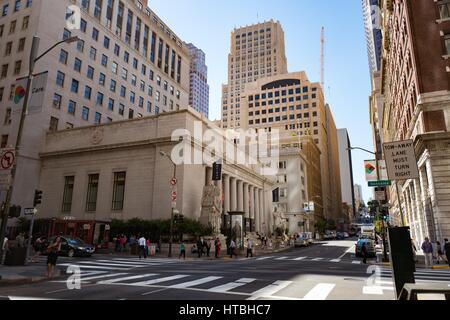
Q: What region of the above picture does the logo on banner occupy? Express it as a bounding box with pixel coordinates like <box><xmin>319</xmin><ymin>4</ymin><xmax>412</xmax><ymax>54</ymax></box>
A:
<box><xmin>14</xmin><ymin>86</ymin><xmax>26</xmax><ymax>104</ymax></box>
<box><xmin>365</xmin><ymin>163</ymin><xmax>376</xmax><ymax>175</ymax></box>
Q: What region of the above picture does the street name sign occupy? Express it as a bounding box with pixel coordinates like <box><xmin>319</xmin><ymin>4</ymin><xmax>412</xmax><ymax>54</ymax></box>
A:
<box><xmin>368</xmin><ymin>180</ymin><xmax>392</xmax><ymax>187</ymax></box>
<box><xmin>383</xmin><ymin>140</ymin><xmax>419</xmax><ymax>180</ymax></box>
<box><xmin>24</xmin><ymin>208</ymin><xmax>37</xmax><ymax>215</ymax></box>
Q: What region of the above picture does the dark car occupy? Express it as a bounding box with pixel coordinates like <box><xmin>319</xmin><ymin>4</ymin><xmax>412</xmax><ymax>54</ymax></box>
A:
<box><xmin>49</xmin><ymin>236</ymin><xmax>95</xmax><ymax>257</ymax></box>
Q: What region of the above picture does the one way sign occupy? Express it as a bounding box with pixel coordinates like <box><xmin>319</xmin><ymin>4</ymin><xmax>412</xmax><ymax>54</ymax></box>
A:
<box><xmin>24</xmin><ymin>208</ymin><xmax>37</xmax><ymax>215</ymax></box>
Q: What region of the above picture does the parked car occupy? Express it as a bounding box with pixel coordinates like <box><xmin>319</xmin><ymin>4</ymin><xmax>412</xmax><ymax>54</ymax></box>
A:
<box><xmin>355</xmin><ymin>236</ymin><xmax>376</xmax><ymax>258</ymax></box>
<box><xmin>336</xmin><ymin>232</ymin><xmax>346</xmax><ymax>240</ymax></box>
<box><xmin>324</xmin><ymin>230</ymin><xmax>336</xmax><ymax>240</ymax></box>
<box><xmin>49</xmin><ymin>235</ymin><xmax>95</xmax><ymax>257</ymax></box>
<box><xmin>294</xmin><ymin>233</ymin><xmax>310</xmax><ymax>247</ymax></box>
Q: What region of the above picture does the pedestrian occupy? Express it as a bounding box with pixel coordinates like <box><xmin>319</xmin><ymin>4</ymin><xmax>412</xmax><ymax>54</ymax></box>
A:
<box><xmin>46</xmin><ymin>236</ymin><xmax>61</xmax><ymax>278</ymax></box>
<box><xmin>247</xmin><ymin>238</ymin><xmax>254</xmax><ymax>258</ymax></box>
<box><xmin>411</xmin><ymin>238</ymin><xmax>418</xmax><ymax>264</ymax></box>
<box><xmin>444</xmin><ymin>239</ymin><xmax>450</xmax><ymax>266</ymax></box>
<box><xmin>146</xmin><ymin>238</ymin><xmax>151</xmax><ymax>257</ymax></box>
<box><xmin>197</xmin><ymin>237</ymin><xmax>204</xmax><ymax>258</ymax></box>
<box><xmin>1</xmin><ymin>236</ymin><xmax>9</xmax><ymax>265</ymax></box>
<box><xmin>138</xmin><ymin>235</ymin><xmax>147</xmax><ymax>259</ymax></box>
<box><xmin>179</xmin><ymin>241</ymin><xmax>186</xmax><ymax>260</ymax></box>
<box><xmin>436</xmin><ymin>241</ymin><xmax>446</xmax><ymax>264</ymax></box>
<box><xmin>229</xmin><ymin>239</ymin><xmax>237</xmax><ymax>258</ymax></box>
<box><xmin>31</xmin><ymin>236</ymin><xmax>45</xmax><ymax>263</ymax></box>
<box><xmin>214</xmin><ymin>237</ymin><xmax>221</xmax><ymax>259</ymax></box>
<box><xmin>421</xmin><ymin>237</ymin><xmax>433</xmax><ymax>269</ymax></box>
<box><xmin>206</xmin><ymin>240</ymin><xmax>211</xmax><ymax>257</ymax></box>
<box><xmin>361</xmin><ymin>243</ymin><xmax>368</xmax><ymax>264</ymax></box>
<box><xmin>191</xmin><ymin>244</ymin><xmax>198</xmax><ymax>256</ymax></box>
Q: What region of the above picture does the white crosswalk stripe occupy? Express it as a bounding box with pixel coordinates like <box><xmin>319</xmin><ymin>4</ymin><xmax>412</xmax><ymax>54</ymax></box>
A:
<box><xmin>169</xmin><ymin>276</ymin><xmax>223</xmax><ymax>289</ymax></box>
<box><xmin>208</xmin><ymin>278</ymin><xmax>256</xmax><ymax>293</ymax></box>
<box><xmin>131</xmin><ymin>275</ymin><xmax>190</xmax><ymax>286</ymax></box>
<box><xmin>248</xmin><ymin>280</ymin><xmax>293</xmax><ymax>300</ymax></box>
<box><xmin>302</xmin><ymin>283</ymin><xmax>336</xmax><ymax>300</ymax></box>
<box><xmin>97</xmin><ymin>274</ymin><xmax>158</xmax><ymax>284</ymax></box>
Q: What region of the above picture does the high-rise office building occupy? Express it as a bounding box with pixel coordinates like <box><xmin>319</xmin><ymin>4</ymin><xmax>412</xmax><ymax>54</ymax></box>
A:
<box><xmin>221</xmin><ymin>20</ymin><xmax>288</xmax><ymax>129</ymax></box>
<box><xmin>0</xmin><ymin>0</ymin><xmax>190</xmax><ymax>214</ymax></box>
<box><xmin>362</xmin><ymin>0</ymin><xmax>382</xmax><ymax>74</ymax></box>
<box><xmin>337</xmin><ymin>129</ymin><xmax>356</xmax><ymax>218</ymax></box>
<box><xmin>187</xmin><ymin>43</ymin><xmax>209</xmax><ymax>118</ymax></box>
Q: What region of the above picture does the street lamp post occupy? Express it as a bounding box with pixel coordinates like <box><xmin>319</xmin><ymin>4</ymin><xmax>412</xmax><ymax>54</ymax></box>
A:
<box><xmin>159</xmin><ymin>151</ymin><xmax>176</xmax><ymax>258</ymax></box>
<box><xmin>0</xmin><ymin>35</ymin><xmax>79</xmax><ymax>259</ymax></box>
<box><xmin>347</xmin><ymin>146</ymin><xmax>389</xmax><ymax>262</ymax></box>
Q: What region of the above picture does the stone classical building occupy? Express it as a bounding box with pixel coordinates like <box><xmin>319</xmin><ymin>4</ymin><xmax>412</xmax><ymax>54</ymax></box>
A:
<box><xmin>0</xmin><ymin>0</ymin><xmax>190</xmax><ymax>217</ymax></box>
<box><xmin>38</xmin><ymin>109</ymin><xmax>275</xmax><ymax>234</ymax></box>
<box><xmin>378</xmin><ymin>0</ymin><xmax>450</xmax><ymax>242</ymax></box>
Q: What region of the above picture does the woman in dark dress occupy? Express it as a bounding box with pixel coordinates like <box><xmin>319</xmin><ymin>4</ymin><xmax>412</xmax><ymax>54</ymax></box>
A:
<box><xmin>46</xmin><ymin>236</ymin><xmax>61</xmax><ymax>278</ymax></box>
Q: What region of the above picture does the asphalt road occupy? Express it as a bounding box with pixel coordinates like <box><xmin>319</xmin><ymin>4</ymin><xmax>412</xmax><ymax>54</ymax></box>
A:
<box><xmin>1</xmin><ymin>239</ymin><xmax>449</xmax><ymax>300</ymax></box>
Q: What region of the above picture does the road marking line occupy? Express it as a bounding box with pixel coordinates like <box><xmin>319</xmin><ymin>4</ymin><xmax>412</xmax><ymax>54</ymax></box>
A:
<box><xmin>352</xmin><ymin>261</ymin><xmax>362</xmax><ymax>265</ymax></box>
<box><xmin>312</xmin><ymin>258</ymin><xmax>324</xmax><ymax>261</ymax></box>
<box><xmin>168</xmin><ymin>276</ymin><xmax>222</xmax><ymax>289</ymax></box>
<box><xmin>97</xmin><ymin>273</ymin><xmax>158</xmax><ymax>284</ymax></box>
<box><xmin>293</xmin><ymin>257</ymin><xmax>307</xmax><ymax>261</ymax></box>
<box><xmin>58</xmin><ymin>263</ymin><xmax>127</xmax><ymax>271</ymax></box>
<box><xmin>338</xmin><ymin>245</ymin><xmax>355</xmax><ymax>259</ymax></box>
<box><xmin>302</xmin><ymin>283</ymin><xmax>336</xmax><ymax>300</ymax></box>
<box><xmin>99</xmin><ymin>259</ymin><xmax>158</xmax><ymax>266</ymax></box>
<box><xmin>256</xmin><ymin>257</ymin><xmax>271</xmax><ymax>260</ymax></box>
<box><xmin>330</xmin><ymin>259</ymin><xmax>341</xmax><ymax>263</ymax></box>
<box><xmin>8</xmin><ymin>296</ymin><xmax>57</xmax><ymax>300</ymax></box>
<box><xmin>248</xmin><ymin>280</ymin><xmax>293</xmax><ymax>300</ymax></box>
<box><xmin>76</xmin><ymin>261</ymin><xmax>143</xmax><ymax>268</ymax></box>
<box><xmin>131</xmin><ymin>275</ymin><xmax>190</xmax><ymax>286</ymax></box>
<box><xmin>141</xmin><ymin>288</ymin><xmax>171</xmax><ymax>296</ymax></box>
<box><xmin>363</xmin><ymin>285</ymin><xmax>394</xmax><ymax>295</ymax></box>
<box><xmin>208</xmin><ymin>278</ymin><xmax>256</xmax><ymax>293</ymax></box>
<box><xmin>81</xmin><ymin>273</ymin><xmax>129</xmax><ymax>282</ymax></box>
<box><xmin>275</xmin><ymin>257</ymin><xmax>288</xmax><ymax>260</ymax></box>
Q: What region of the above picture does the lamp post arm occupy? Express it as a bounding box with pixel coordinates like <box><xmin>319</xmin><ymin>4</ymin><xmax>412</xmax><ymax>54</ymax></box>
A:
<box><xmin>347</xmin><ymin>147</ymin><xmax>376</xmax><ymax>156</ymax></box>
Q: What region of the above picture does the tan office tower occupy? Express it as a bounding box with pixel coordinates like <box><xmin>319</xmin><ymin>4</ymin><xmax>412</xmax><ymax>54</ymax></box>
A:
<box><xmin>221</xmin><ymin>20</ymin><xmax>288</xmax><ymax>129</ymax></box>
<box><xmin>240</xmin><ymin>71</ymin><xmax>342</xmax><ymax>223</ymax></box>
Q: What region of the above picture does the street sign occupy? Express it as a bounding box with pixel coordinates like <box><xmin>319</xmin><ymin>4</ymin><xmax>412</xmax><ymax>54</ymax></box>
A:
<box><xmin>24</xmin><ymin>208</ymin><xmax>37</xmax><ymax>215</ymax></box>
<box><xmin>308</xmin><ymin>201</ymin><xmax>315</xmax><ymax>212</ymax></box>
<box><xmin>383</xmin><ymin>140</ymin><xmax>419</xmax><ymax>180</ymax></box>
<box><xmin>212</xmin><ymin>162</ymin><xmax>222</xmax><ymax>181</ymax></box>
<box><xmin>0</xmin><ymin>150</ymin><xmax>15</xmax><ymax>170</ymax></box>
<box><xmin>170</xmin><ymin>178</ymin><xmax>177</xmax><ymax>186</ymax></box>
<box><xmin>375</xmin><ymin>188</ymin><xmax>386</xmax><ymax>201</ymax></box>
<box><xmin>368</xmin><ymin>180</ymin><xmax>392</xmax><ymax>187</ymax></box>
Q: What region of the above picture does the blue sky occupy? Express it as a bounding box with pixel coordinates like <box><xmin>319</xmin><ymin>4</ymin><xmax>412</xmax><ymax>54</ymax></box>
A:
<box><xmin>150</xmin><ymin>0</ymin><xmax>373</xmax><ymax>202</ymax></box>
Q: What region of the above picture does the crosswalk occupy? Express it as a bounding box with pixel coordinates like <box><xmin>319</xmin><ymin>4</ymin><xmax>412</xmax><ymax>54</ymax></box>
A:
<box><xmin>52</xmin><ymin>265</ymin><xmax>448</xmax><ymax>300</ymax></box>
<box><xmin>254</xmin><ymin>255</ymin><xmax>364</xmax><ymax>265</ymax></box>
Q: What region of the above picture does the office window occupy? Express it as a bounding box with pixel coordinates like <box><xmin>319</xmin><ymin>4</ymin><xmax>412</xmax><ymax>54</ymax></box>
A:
<box><xmin>149</xmin><ymin>69</ymin><xmax>154</xmax><ymax>80</ymax></box>
<box><xmin>99</xmin><ymin>73</ymin><xmax>105</xmax><ymax>86</ymax></box>
<box><xmin>62</xmin><ymin>176</ymin><xmax>75</xmax><ymax>212</ymax></box>
<box><xmin>150</xmin><ymin>32</ymin><xmax>156</xmax><ymax>63</ymax></box>
<box><xmin>147</xmin><ymin>101</ymin><xmax>152</xmax><ymax>113</ymax></box>
<box><xmin>86</xmin><ymin>174</ymin><xmax>99</xmax><ymax>212</ymax></box>
<box><xmin>141</xmin><ymin>64</ymin><xmax>146</xmax><ymax>76</ymax></box>
<box><xmin>94</xmin><ymin>112</ymin><xmax>101</xmax><ymax>124</ymax></box>
<box><xmin>0</xmin><ymin>87</ymin><xmax>4</xmax><ymax>102</ymax></box>
<box><xmin>157</xmin><ymin>38</ymin><xmax>163</xmax><ymax>68</ymax></box>
<box><xmin>154</xmin><ymin>106</ymin><xmax>159</xmax><ymax>114</ymax></box>
<box><xmin>59</xmin><ymin>49</ymin><xmax>68</xmax><ymax>64</ymax></box>
<box><xmin>133</xmin><ymin>58</ymin><xmax>138</xmax><ymax>69</ymax></box>
<box><xmin>74</xmin><ymin>58</ymin><xmax>82</xmax><ymax>72</ymax></box>
<box><xmin>148</xmin><ymin>85</ymin><xmax>153</xmax><ymax>96</ymax></box>
<box><xmin>94</xmin><ymin>0</ymin><xmax>102</xmax><ymax>19</ymax></box>
<box><xmin>56</xmin><ymin>71</ymin><xmax>65</xmax><ymax>87</ymax></box>
<box><xmin>3</xmin><ymin>108</ymin><xmax>11</xmax><ymax>124</ymax></box>
<box><xmin>5</xmin><ymin>42</ymin><xmax>12</xmax><ymax>56</ymax></box>
<box><xmin>67</xmin><ymin>100</ymin><xmax>76</xmax><ymax>115</ymax></box>
<box><xmin>140</xmin><ymin>80</ymin><xmax>145</xmax><ymax>92</ymax></box>
<box><xmin>70</xmin><ymin>79</ymin><xmax>79</xmax><ymax>93</ymax></box>
<box><xmin>92</xmin><ymin>27</ymin><xmax>99</xmax><ymax>41</ymax></box>
<box><xmin>80</xmin><ymin>18</ymin><xmax>87</xmax><ymax>33</ymax></box>
<box><xmin>63</xmin><ymin>28</ymin><xmax>71</xmax><ymax>40</ymax></box>
<box><xmin>81</xmin><ymin>0</ymin><xmax>90</xmax><ymax>10</ymax></box>
<box><xmin>156</xmin><ymin>75</ymin><xmax>161</xmax><ymax>86</ymax></box>
<box><xmin>110</xmin><ymin>79</ymin><xmax>116</xmax><ymax>92</ymax></box>
<box><xmin>89</xmin><ymin>46</ymin><xmax>97</xmax><ymax>60</ymax></box>
<box><xmin>2</xmin><ymin>4</ymin><xmax>9</xmax><ymax>16</ymax></box>
<box><xmin>26</xmin><ymin>0</ymin><xmax>32</xmax><ymax>8</ymax></box>
<box><xmin>1</xmin><ymin>135</ymin><xmax>8</xmax><ymax>148</ymax></box>
<box><xmin>124</xmin><ymin>51</ymin><xmax>129</xmax><ymax>63</ymax></box>
<box><xmin>53</xmin><ymin>93</ymin><xmax>62</xmax><ymax>109</ymax></box>
<box><xmin>84</xmin><ymin>86</ymin><xmax>92</xmax><ymax>99</ymax></box>
<box><xmin>87</xmin><ymin>66</ymin><xmax>94</xmax><ymax>79</ymax></box>
<box><xmin>0</xmin><ymin>25</ymin><xmax>4</xmax><ymax>37</ymax></box>
<box><xmin>9</xmin><ymin>20</ymin><xmax>16</xmax><ymax>34</ymax></box>
<box><xmin>445</xmin><ymin>34</ymin><xmax>450</xmax><ymax>54</ymax></box>
<box><xmin>112</xmin><ymin>172</ymin><xmax>126</xmax><ymax>210</ymax></box>
<box><xmin>130</xmin><ymin>91</ymin><xmax>135</xmax><ymax>103</ymax></box>
<box><xmin>22</xmin><ymin>15</ymin><xmax>29</xmax><ymax>30</ymax></box>
<box><xmin>108</xmin><ymin>98</ymin><xmax>114</xmax><ymax>110</ymax></box>
<box><xmin>82</xmin><ymin>106</ymin><xmax>89</xmax><ymax>120</ymax></box>
<box><xmin>77</xmin><ymin>39</ymin><xmax>85</xmax><ymax>52</ymax></box>
<box><xmin>131</xmin><ymin>74</ymin><xmax>137</xmax><ymax>86</ymax></box>
<box><xmin>96</xmin><ymin>92</ymin><xmax>104</xmax><ymax>106</ymax></box>
<box><xmin>128</xmin><ymin>109</ymin><xmax>134</xmax><ymax>119</ymax></box>
<box><xmin>112</xmin><ymin>61</ymin><xmax>118</xmax><ymax>74</ymax></box>
<box><xmin>121</xmin><ymin>67</ymin><xmax>127</xmax><ymax>80</ymax></box>
<box><xmin>119</xmin><ymin>103</ymin><xmax>124</xmax><ymax>116</ymax></box>
<box><xmin>138</xmin><ymin>96</ymin><xmax>144</xmax><ymax>108</ymax></box>
<box><xmin>114</xmin><ymin>43</ymin><xmax>120</xmax><ymax>56</ymax></box>
<box><xmin>103</xmin><ymin>36</ymin><xmax>110</xmax><ymax>49</ymax></box>
<box><xmin>120</xmin><ymin>85</ymin><xmax>126</xmax><ymax>97</ymax></box>
<box><xmin>439</xmin><ymin>1</ymin><xmax>450</xmax><ymax>19</ymax></box>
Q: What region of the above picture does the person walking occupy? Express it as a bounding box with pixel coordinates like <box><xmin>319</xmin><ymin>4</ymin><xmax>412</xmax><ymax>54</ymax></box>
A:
<box><xmin>46</xmin><ymin>236</ymin><xmax>61</xmax><ymax>278</ymax></box>
<box><xmin>247</xmin><ymin>238</ymin><xmax>254</xmax><ymax>258</ymax></box>
<box><xmin>206</xmin><ymin>240</ymin><xmax>212</xmax><ymax>257</ymax></box>
<box><xmin>229</xmin><ymin>239</ymin><xmax>237</xmax><ymax>258</ymax></box>
<box><xmin>146</xmin><ymin>238</ymin><xmax>151</xmax><ymax>258</ymax></box>
<box><xmin>179</xmin><ymin>241</ymin><xmax>186</xmax><ymax>260</ymax></box>
<box><xmin>436</xmin><ymin>241</ymin><xmax>446</xmax><ymax>264</ymax></box>
<box><xmin>1</xmin><ymin>236</ymin><xmax>9</xmax><ymax>265</ymax></box>
<box><xmin>138</xmin><ymin>235</ymin><xmax>147</xmax><ymax>259</ymax></box>
<box><xmin>444</xmin><ymin>239</ymin><xmax>450</xmax><ymax>266</ymax></box>
<box><xmin>421</xmin><ymin>237</ymin><xmax>433</xmax><ymax>269</ymax></box>
<box><xmin>214</xmin><ymin>237</ymin><xmax>221</xmax><ymax>259</ymax></box>
<box><xmin>31</xmin><ymin>236</ymin><xmax>45</xmax><ymax>263</ymax></box>
<box><xmin>361</xmin><ymin>243</ymin><xmax>368</xmax><ymax>264</ymax></box>
<box><xmin>197</xmin><ymin>237</ymin><xmax>204</xmax><ymax>258</ymax></box>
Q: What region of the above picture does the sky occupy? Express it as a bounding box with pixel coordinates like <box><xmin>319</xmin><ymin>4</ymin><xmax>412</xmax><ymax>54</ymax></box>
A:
<box><xmin>150</xmin><ymin>0</ymin><xmax>374</xmax><ymax>203</ymax></box>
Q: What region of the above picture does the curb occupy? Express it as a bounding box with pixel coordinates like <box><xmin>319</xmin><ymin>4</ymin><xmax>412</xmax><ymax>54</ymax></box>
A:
<box><xmin>432</xmin><ymin>265</ymin><xmax>450</xmax><ymax>269</ymax></box>
<box><xmin>0</xmin><ymin>271</ymin><xmax>65</xmax><ymax>287</ymax></box>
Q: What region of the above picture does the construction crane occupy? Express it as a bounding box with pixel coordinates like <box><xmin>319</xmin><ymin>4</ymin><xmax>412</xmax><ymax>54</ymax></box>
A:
<box><xmin>321</xmin><ymin>26</ymin><xmax>325</xmax><ymax>90</ymax></box>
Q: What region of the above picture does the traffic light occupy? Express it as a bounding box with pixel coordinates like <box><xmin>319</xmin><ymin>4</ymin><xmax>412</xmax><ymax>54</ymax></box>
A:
<box><xmin>178</xmin><ymin>214</ymin><xmax>184</xmax><ymax>224</ymax></box>
<box><xmin>8</xmin><ymin>205</ymin><xmax>21</xmax><ymax>218</ymax></box>
<box><xmin>33</xmin><ymin>189</ymin><xmax>43</xmax><ymax>207</ymax></box>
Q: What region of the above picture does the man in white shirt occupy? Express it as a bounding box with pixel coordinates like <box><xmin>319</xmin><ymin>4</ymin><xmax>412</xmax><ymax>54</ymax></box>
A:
<box><xmin>138</xmin><ymin>235</ymin><xmax>147</xmax><ymax>259</ymax></box>
<box><xmin>247</xmin><ymin>239</ymin><xmax>254</xmax><ymax>258</ymax></box>
<box><xmin>1</xmin><ymin>237</ymin><xmax>8</xmax><ymax>264</ymax></box>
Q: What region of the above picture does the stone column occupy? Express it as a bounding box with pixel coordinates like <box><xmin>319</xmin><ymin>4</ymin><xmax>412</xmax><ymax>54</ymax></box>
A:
<box><xmin>223</xmin><ymin>174</ymin><xmax>230</xmax><ymax>215</ymax></box>
<box><xmin>237</xmin><ymin>180</ymin><xmax>244</xmax><ymax>212</ymax></box>
<box><xmin>425</xmin><ymin>158</ymin><xmax>439</xmax><ymax>242</ymax></box>
<box><xmin>230</xmin><ymin>177</ymin><xmax>237</xmax><ymax>212</ymax></box>
<box><xmin>243</xmin><ymin>183</ymin><xmax>249</xmax><ymax>219</ymax></box>
<box><xmin>255</xmin><ymin>188</ymin><xmax>260</xmax><ymax>233</ymax></box>
<box><xmin>249</xmin><ymin>186</ymin><xmax>255</xmax><ymax>220</ymax></box>
<box><xmin>413</xmin><ymin>177</ymin><xmax>425</xmax><ymax>245</ymax></box>
<box><xmin>259</xmin><ymin>189</ymin><xmax>264</xmax><ymax>233</ymax></box>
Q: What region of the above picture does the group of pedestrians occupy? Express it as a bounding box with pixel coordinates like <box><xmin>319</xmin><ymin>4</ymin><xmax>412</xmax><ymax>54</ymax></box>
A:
<box><xmin>420</xmin><ymin>237</ymin><xmax>450</xmax><ymax>269</ymax></box>
<box><xmin>187</xmin><ymin>237</ymin><xmax>222</xmax><ymax>259</ymax></box>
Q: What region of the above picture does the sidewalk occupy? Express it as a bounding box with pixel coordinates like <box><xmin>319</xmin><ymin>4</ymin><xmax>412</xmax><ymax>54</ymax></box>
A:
<box><xmin>0</xmin><ymin>263</ymin><xmax>63</xmax><ymax>287</ymax></box>
<box><xmin>375</xmin><ymin>249</ymin><xmax>450</xmax><ymax>269</ymax></box>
